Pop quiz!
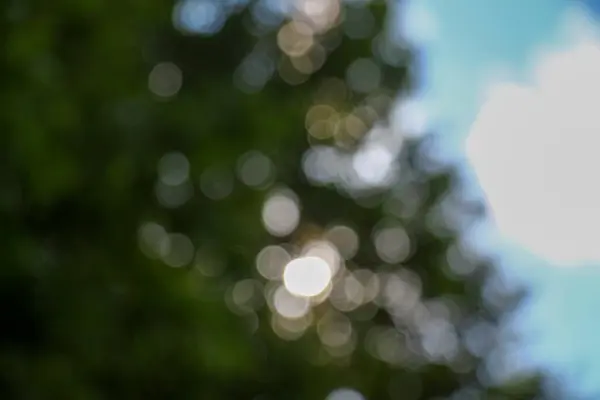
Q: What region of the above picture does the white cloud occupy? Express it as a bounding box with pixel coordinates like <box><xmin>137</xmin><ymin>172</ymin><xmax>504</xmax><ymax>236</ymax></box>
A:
<box><xmin>466</xmin><ymin>9</ymin><xmax>600</xmax><ymax>266</ymax></box>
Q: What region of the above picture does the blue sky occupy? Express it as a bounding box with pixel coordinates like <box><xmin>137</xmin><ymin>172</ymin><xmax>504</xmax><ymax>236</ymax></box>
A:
<box><xmin>402</xmin><ymin>0</ymin><xmax>563</xmax><ymax>156</ymax></box>
<box><xmin>402</xmin><ymin>0</ymin><xmax>600</xmax><ymax>396</ymax></box>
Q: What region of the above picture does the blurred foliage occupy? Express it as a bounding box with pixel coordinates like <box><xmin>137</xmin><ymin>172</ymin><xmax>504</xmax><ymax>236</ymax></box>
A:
<box><xmin>0</xmin><ymin>0</ymin><xmax>548</xmax><ymax>398</ymax></box>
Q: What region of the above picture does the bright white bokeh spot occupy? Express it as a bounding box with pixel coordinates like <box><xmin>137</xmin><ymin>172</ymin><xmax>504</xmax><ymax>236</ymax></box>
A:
<box><xmin>262</xmin><ymin>190</ymin><xmax>301</xmax><ymax>236</ymax></box>
<box><xmin>283</xmin><ymin>256</ymin><xmax>332</xmax><ymax>297</ymax></box>
<box><xmin>326</xmin><ymin>388</ymin><xmax>365</xmax><ymax>400</ymax></box>
<box><xmin>301</xmin><ymin>240</ymin><xmax>341</xmax><ymax>277</ymax></box>
<box><xmin>273</xmin><ymin>285</ymin><xmax>310</xmax><ymax>319</ymax></box>
<box><xmin>295</xmin><ymin>0</ymin><xmax>340</xmax><ymax>33</ymax></box>
<box><xmin>352</xmin><ymin>143</ymin><xmax>394</xmax><ymax>186</ymax></box>
<box><xmin>466</xmin><ymin>28</ymin><xmax>600</xmax><ymax>266</ymax></box>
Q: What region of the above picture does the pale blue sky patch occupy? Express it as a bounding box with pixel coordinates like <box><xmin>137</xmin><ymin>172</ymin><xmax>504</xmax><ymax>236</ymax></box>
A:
<box><xmin>402</xmin><ymin>0</ymin><xmax>600</xmax><ymax>396</ymax></box>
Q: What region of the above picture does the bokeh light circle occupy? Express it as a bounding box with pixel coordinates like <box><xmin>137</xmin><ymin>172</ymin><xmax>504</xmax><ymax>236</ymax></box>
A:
<box><xmin>283</xmin><ymin>256</ymin><xmax>332</xmax><ymax>297</ymax></box>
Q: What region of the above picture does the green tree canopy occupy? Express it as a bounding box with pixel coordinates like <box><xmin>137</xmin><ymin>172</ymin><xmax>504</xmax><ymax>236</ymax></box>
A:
<box><xmin>1</xmin><ymin>0</ymin><xmax>545</xmax><ymax>398</ymax></box>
